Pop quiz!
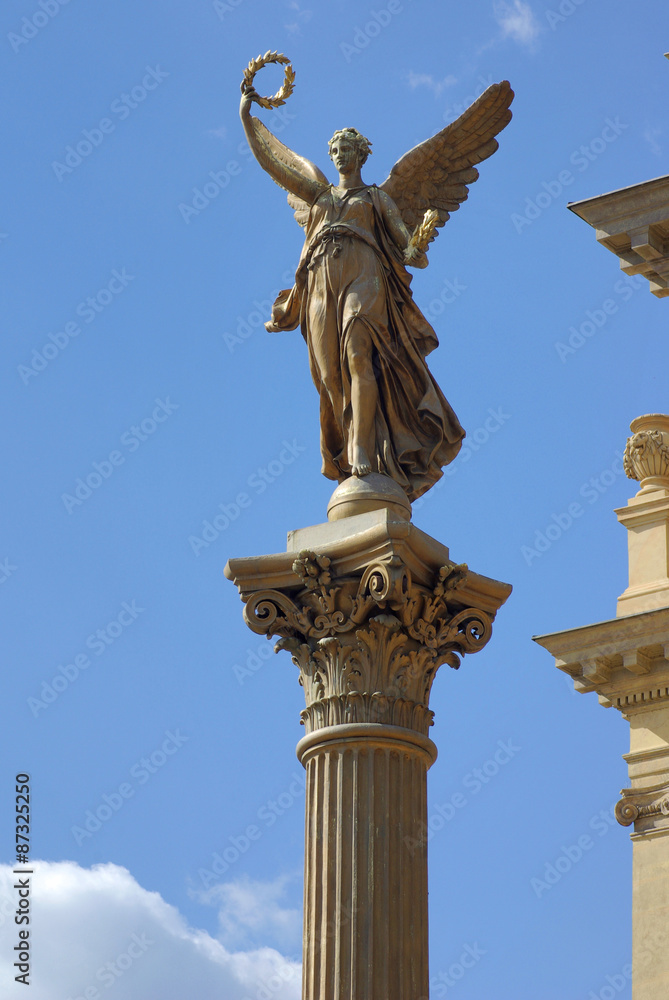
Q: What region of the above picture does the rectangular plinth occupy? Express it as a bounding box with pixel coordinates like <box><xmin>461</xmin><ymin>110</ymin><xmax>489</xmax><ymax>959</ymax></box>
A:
<box><xmin>615</xmin><ymin>491</ymin><xmax>669</xmax><ymax>616</ymax></box>
<box><xmin>225</xmin><ymin>508</ymin><xmax>511</xmax><ymax>618</ymax></box>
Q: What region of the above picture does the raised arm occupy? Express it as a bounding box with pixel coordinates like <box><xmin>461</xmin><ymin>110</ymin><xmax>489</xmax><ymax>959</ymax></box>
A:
<box><xmin>240</xmin><ymin>87</ymin><xmax>325</xmax><ymax>206</ymax></box>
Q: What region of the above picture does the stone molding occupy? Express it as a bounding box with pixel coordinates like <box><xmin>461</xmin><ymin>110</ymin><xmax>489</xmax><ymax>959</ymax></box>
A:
<box><xmin>568</xmin><ymin>173</ymin><xmax>669</xmax><ymax>298</ymax></box>
<box><xmin>296</xmin><ymin>722</ymin><xmax>438</xmax><ymax>767</ymax></box>
<box><xmin>533</xmin><ymin>607</ymin><xmax>669</xmax><ymax>712</ymax></box>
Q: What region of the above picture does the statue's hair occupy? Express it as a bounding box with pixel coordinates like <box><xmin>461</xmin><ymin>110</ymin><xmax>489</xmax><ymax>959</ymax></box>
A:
<box><xmin>328</xmin><ymin>128</ymin><xmax>372</xmax><ymax>165</ymax></box>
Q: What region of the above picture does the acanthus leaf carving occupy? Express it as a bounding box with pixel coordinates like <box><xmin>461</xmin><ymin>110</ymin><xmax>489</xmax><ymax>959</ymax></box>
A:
<box><xmin>242</xmin><ymin>553</ymin><xmax>494</xmax><ymax>735</ymax></box>
<box><xmin>349</xmin><ymin>615</ymin><xmax>411</xmax><ymax>699</ymax></box>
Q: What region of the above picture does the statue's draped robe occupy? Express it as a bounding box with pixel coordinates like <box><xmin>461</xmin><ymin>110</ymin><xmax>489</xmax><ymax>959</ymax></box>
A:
<box><xmin>267</xmin><ymin>184</ymin><xmax>465</xmax><ymax>501</ymax></box>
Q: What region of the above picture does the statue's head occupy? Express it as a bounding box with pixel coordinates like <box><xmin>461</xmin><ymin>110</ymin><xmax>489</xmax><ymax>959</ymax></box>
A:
<box><xmin>328</xmin><ymin>128</ymin><xmax>372</xmax><ymax>167</ymax></box>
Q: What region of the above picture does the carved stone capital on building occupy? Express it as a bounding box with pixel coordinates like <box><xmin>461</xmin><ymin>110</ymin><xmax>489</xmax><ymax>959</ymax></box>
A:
<box><xmin>616</xmin><ymin>780</ymin><xmax>669</xmax><ymax>835</ymax></box>
<box><xmin>226</xmin><ymin>509</ymin><xmax>511</xmax><ymax>737</ymax></box>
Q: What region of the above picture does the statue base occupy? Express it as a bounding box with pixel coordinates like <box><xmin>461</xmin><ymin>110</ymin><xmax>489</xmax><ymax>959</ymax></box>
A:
<box><xmin>327</xmin><ymin>472</ymin><xmax>411</xmax><ymax>521</ymax></box>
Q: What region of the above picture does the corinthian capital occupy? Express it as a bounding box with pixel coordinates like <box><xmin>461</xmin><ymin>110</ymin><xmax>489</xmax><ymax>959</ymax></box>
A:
<box><xmin>226</xmin><ymin>509</ymin><xmax>511</xmax><ymax>736</ymax></box>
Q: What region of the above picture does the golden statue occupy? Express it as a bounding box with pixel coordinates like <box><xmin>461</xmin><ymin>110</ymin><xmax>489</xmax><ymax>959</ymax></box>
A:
<box><xmin>240</xmin><ymin>53</ymin><xmax>513</xmax><ymax>502</ymax></box>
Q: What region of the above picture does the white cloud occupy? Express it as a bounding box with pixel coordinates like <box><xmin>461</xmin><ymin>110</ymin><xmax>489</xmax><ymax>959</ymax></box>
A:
<box><xmin>493</xmin><ymin>0</ymin><xmax>540</xmax><ymax>47</ymax></box>
<box><xmin>643</xmin><ymin>125</ymin><xmax>662</xmax><ymax>156</ymax></box>
<box><xmin>0</xmin><ymin>861</ymin><xmax>301</xmax><ymax>1000</ymax></box>
<box><xmin>407</xmin><ymin>72</ymin><xmax>458</xmax><ymax>97</ymax></box>
<box><xmin>196</xmin><ymin>874</ymin><xmax>302</xmax><ymax>952</ymax></box>
<box><xmin>285</xmin><ymin>1</ymin><xmax>312</xmax><ymax>35</ymax></box>
<box><xmin>207</xmin><ymin>126</ymin><xmax>228</xmax><ymax>140</ymax></box>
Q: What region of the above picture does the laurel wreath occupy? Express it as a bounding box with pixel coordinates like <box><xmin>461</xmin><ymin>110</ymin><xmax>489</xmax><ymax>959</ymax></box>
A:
<box><xmin>241</xmin><ymin>50</ymin><xmax>295</xmax><ymax>110</ymax></box>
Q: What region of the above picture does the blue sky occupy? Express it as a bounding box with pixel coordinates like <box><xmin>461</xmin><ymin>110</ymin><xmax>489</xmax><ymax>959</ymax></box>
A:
<box><xmin>2</xmin><ymin>1</ymin><xmax>668</xmax><ymax>997</ymax></box>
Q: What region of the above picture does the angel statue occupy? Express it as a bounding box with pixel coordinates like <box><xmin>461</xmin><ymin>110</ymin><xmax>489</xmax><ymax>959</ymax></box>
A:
<box><xmin>240</xmin><ymin>56</ymin><xmax>513</xmax><ymax>503</ymax></box>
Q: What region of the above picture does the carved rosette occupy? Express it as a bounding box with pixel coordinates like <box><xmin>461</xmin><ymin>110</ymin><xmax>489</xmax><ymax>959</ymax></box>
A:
<box><xmin>243</xmin><ymin>551</ymin><xmax>494</xmax><ymax>735</ymax></box>
<box><xmin>623</xmin><ymin>413</ymin><xmax>669</xmax><ymax>491</ymax></box>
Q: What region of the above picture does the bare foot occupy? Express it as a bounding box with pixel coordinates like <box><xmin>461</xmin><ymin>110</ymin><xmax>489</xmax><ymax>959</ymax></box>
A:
<box><xmin>350</xmin><ymin>444</ymin><xmax>372</xmax><ymax>477</ymax></box>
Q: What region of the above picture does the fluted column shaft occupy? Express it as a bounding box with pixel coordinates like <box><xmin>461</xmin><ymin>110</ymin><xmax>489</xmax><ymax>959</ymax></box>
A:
<box><xmin>297</xmin><ymin>724</ymin><xmax>437</xmax><ymax>1000</ymax></box>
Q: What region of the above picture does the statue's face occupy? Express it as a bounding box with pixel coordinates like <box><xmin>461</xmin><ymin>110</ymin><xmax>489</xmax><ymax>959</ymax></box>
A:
<box><xmin>330</xmin><ymin>137</ymin><xmax>360</xmax><ymax>173</ymax></box>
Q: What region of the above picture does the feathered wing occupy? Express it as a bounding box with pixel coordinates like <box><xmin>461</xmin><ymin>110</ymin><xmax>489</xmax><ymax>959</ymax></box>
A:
<box><xmin>379</xmin><ymin>80</ymin><xmax>514</xmax><ymax>232</ymax></box>
<box><xmin>248</xmin><ymin>116</ymin><xmax>329</xmax><ymax>227</ymax></box>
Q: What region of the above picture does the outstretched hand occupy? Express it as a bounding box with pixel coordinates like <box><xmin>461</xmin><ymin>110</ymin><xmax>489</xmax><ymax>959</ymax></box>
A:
<box><xmin>239</xmin><ymin>84</ymin><xmax>261</xmax><ymax>118</ymax></box>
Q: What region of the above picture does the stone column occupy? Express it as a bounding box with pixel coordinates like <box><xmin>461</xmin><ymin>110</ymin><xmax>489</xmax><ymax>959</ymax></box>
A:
<box><xmin>535</xmin><ymin>415</ymin><xmax>669</xmax><ymax>1000</ymax></box>
<box><xmin>298</xmin><ymin>723</ymin><xmax>434</xmax><ymax>999</ymax></box>
<box><xmin>226</xmin><ymin>506</ymin><xmax>511</xmax><ymax>1000</ymax></box>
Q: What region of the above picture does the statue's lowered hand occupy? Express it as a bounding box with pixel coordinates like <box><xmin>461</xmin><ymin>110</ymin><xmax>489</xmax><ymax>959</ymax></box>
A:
<box><xmin>405</xmin><ymin>209</ymin><xmax>439</xmax><ymax>265</ymax></box>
